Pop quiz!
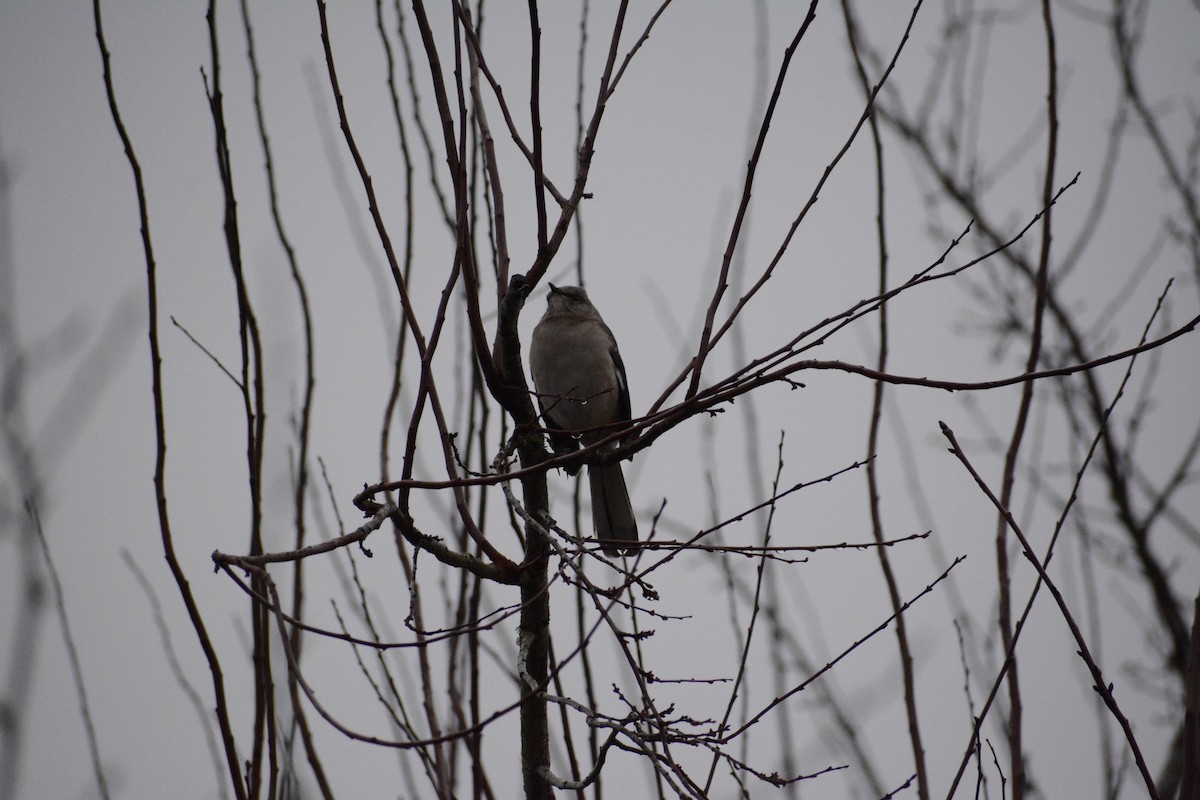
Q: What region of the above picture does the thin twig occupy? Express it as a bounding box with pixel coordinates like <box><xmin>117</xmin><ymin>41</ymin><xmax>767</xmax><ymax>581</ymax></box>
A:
<box><xmin>122</xmin><ymin>549</ymin><xmax>231</xmax><ymax>800</ymax></box>
<box><xmin>724</xmin><ymin>556</ymin><xmax>965</xmax><ymax>743</ymax></box>
<box><xmin>93</xmin><ymin>2</ymin><xmax>248</xmax><ymax>794</ymax></box>
<box><xmin>940</xmin><ymin>423</ymin><xmax>1161</xmax><ymax>800</ymax></box>
<box><xmin>843</xmin><ymin>0</ymin><xmax>928</xmax><ymax>794</ymax></box>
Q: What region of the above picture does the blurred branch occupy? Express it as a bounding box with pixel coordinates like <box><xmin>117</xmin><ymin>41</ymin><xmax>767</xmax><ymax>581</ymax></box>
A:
<box><xmin>842</xmin><ymin>0</ymin><xmax>928</xmax><ymax>794</ymax></box>
<box><xmin>987</xmin><ymin>3</ymin><xmax>1060</xmax><ymax>792</ymax></box>
<box><xmin>947</xmin><ymin>281</ymin><xmax>1170</xmax><ymax>797</ymax></box>
<box><xmin>1181</xmin><ymin>593</ymin><xmax>1200</xmax><ymax>800</ymax></box>
<box><xmin>122</xmin><ymin>550</ymin><xmax>231</xmax><ymax>800</ymax></box>
<box><xmin>0</xmin><ymin>130</ymin><xmax>46</xmax><ymax>800</ymax></box>
<box><xmin>29</xmin><ymin>504</ymin><xmax>109</xmax><ymax>800</ymax></box>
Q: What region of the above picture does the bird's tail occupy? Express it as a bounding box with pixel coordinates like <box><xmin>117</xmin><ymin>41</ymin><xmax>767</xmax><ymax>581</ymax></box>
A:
<box><xmin>588</xmin><ymin>461</ymin><xmax>638</xmax><ymax>556</ymax></box>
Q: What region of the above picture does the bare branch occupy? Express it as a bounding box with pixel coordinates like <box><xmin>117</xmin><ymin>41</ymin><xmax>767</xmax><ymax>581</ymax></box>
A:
<box><xmin>940</xmin><ymin>423</ymin><xmax>1161</xmax><ymax>800</ymax></box>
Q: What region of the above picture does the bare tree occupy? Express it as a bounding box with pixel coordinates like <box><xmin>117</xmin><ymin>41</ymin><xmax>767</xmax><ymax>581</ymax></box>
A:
<box><xmin>64</xmin><ymin>0</ymin><xmax>1200</xmax><ymax>798</ymax></box>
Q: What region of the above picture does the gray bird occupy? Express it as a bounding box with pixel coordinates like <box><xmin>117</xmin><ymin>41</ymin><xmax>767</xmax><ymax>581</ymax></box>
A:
<box><xmin>530</xmin><ymin>284</ymin><xmax>638</xmax><ymax>555</ymax></box>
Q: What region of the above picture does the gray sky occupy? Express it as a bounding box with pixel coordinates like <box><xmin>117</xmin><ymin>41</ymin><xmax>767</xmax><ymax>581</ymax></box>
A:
<box><xmin>2</xmin><ymin>2</ymin><xmax>1198</xmax><ymax>798</ymax></box>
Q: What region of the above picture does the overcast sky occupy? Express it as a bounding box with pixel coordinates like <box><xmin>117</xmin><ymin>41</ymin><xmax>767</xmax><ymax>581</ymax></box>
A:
<box><xmin>2</xmin><ymin>2</ymin><xmax>1198</xmax><ymax>799</ymax></box>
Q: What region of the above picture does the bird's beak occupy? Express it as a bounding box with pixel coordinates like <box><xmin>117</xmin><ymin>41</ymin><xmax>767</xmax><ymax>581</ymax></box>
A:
<box><xmin>548</xmin><ymin>282</ymin><xmax>561</xmax><ymax>296</ymax></box>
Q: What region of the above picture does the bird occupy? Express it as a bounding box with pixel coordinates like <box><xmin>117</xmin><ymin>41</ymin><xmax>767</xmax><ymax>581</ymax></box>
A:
<box><xmin>529</xmin><ymin>283</ymin><xmax>638</xmax><ymax>556</ymax></box>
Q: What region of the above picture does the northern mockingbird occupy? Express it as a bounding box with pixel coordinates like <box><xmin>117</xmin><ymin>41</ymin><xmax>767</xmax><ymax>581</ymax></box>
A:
<box><xmin>530</xmin><ymin>284</ymin><xmax>638</xmax><ymax>555</ymax></box>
